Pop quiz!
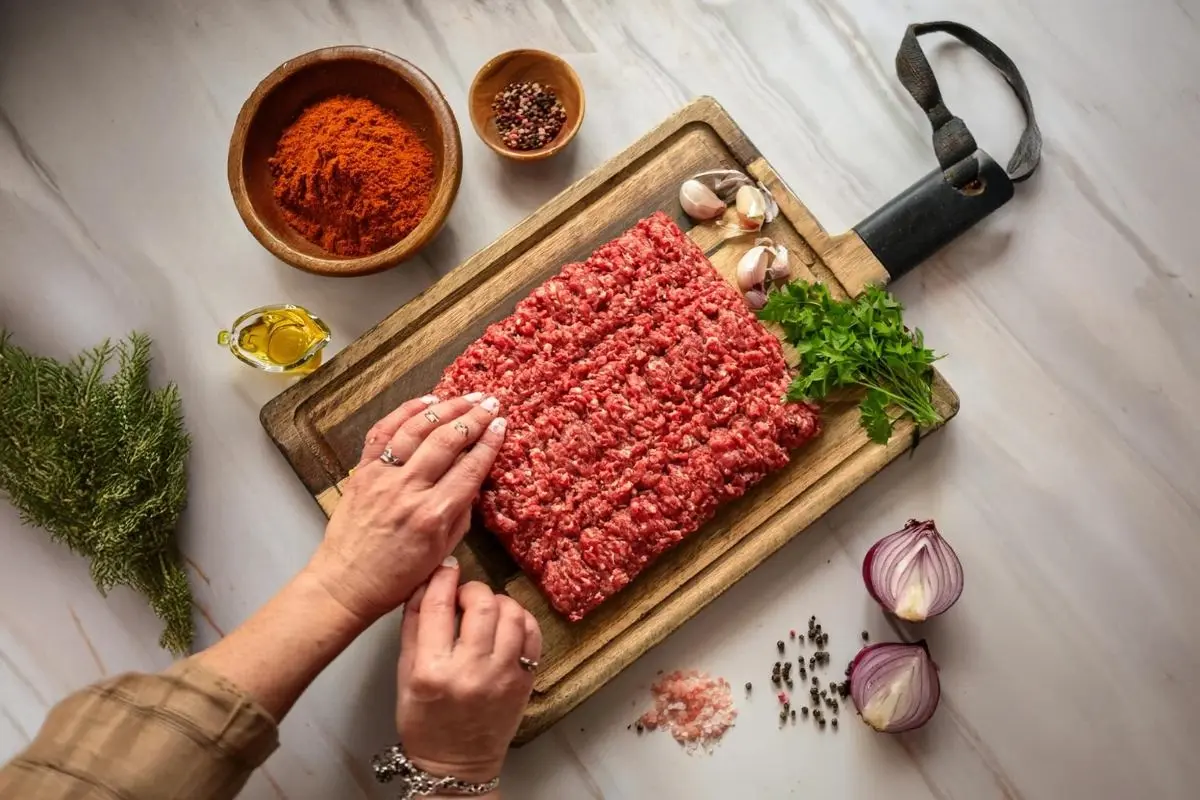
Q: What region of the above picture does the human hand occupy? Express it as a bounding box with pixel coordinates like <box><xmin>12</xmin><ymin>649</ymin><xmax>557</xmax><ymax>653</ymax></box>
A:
<box><xmin>307</xmin><ymin>393</ymin><xmax>507</xmax><ymax>625</ymax></box>
<box><xmin>397</xmin><ymin>562</ymin><xmax>542</xmax><ymax>783</ymax></box>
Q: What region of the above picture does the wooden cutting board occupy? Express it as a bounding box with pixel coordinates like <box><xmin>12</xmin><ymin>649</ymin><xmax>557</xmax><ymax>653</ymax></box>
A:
<box><xmin>261</xmin><ymin>97</ymin><xmax>958</xmax><ymax>742</ymax></box>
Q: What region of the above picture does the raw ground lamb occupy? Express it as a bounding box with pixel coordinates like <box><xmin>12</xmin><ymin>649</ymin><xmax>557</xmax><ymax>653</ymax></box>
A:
<box><xmin>434</xmin><ymin>212</ymin><xmax>820</xmax><ymax>619</ymax></box>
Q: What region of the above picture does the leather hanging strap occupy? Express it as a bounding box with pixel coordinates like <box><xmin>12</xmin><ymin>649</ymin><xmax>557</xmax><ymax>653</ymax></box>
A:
<box><xmin>896</xmin><ymin>21</ymin><xmax>1042</xmax><ymax>189</ymax></box>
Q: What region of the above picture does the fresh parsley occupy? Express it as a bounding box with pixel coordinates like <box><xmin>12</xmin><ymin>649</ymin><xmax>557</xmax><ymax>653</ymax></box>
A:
<box><xmin>758</xmin><ymin>281</ymin><xmax>943</xmax><ymax>444</ymax></box>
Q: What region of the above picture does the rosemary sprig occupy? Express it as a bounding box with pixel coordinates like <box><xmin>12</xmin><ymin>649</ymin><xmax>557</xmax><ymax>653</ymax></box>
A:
<box><xmin>0</xmin><ymin>332</ymin><xmax>193</xmax><ymax>653</ymax></box>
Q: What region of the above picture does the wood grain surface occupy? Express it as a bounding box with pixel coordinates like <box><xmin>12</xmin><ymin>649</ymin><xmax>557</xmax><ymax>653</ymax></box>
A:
<box><xmin>261</xmin><ymin>97</ymin><xmax>956</xmax><ymax>741</ymax></box>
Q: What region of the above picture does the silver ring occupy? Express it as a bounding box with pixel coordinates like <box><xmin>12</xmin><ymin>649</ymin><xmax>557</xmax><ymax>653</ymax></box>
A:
<box><xmin>518</xmin><ymin>657</ymin><xmax>539</xmax><ymax>673</ymax></box>
<box><xmin>453</xmin><ymin>421</ymin><xmax>470</xmax><ymax>439</ymax></box>
<box><xmin>379</xmin><ymin>446</ymin><xmax>401</xmax><ymax>466</ymax></box>
<box><xmin>423</xmin><ymin>410</ymin><xmax>440</xmax><ymax>424</ymax></box>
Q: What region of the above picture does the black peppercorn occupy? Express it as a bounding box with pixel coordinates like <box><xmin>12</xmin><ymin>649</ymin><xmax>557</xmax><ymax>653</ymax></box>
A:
<box><xmin>791</xmin><ymin>709</ymin><xmax>797</xmax><ymax>721</ymax></box>
<box><xmin>801</xmin><ymin>706</ymin><xmax>809</xmax><ymax>716</ymax></box>
<box><xmin>832</xmin><ymin>718</ymin><xmax>838</xmax><ymax>729</ymax></box>
<box><xmin>809</xmin><ymin>657</ymin><xmax>816</xmax><ymax>669</ymax></box>
<box><xmin>777</xmin><ymin>640</ymin><xmax>785</xmax><ymax>653</ymax></box>
<box><xmin>811</xmin><ymin>676</ymin><xmax>819</xmax><ymax>686</ymax></box>
<box><xmin>861</xmin><ymin>630</ymin><xmax>869</xmax><ymax>641</ymax></box>
<box><xmin>784</xmin><ymin>701</ymin><xmax>790</xmax><ymax>711</ymax></box>
<box><xmin>745</xmin><ymin>682</ymin><xmax>752</xmax><ymax>692</ymax></box>
<box><xmin>780</xmin><ymin>710</ymin><xmax>788</xmax><ymax>722</ymax></box>
<box><xmin>635</xmin><ymin>721</ymin><xmax>644</xmax><ymax>733</ymax></box>
<box><xmin>819</xmin><ymin>718</ymin><xmax>827</xmax><ymax>728</ymax></box>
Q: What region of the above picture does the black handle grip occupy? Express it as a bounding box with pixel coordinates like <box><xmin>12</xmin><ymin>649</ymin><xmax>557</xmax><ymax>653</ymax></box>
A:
<box><xmin>853</xmin><ymin>150</ymin><xmax>1014</xmax><ymax>281</ymax></box>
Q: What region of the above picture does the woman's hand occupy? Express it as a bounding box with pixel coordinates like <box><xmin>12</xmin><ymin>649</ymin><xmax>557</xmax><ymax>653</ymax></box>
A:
<box><xmin>397</xmin><ymin>562</ymin><xmax>542</xmax><ymax>783</ymax></box>
<box><xmin>307</xmin><ymin>393</ymin><xmax>507</xmax><ymax>625</ymax></box>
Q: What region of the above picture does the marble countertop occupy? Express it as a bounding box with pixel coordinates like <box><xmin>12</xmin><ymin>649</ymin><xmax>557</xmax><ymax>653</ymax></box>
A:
<box><xmin>2</xmin><ymin>0</ymin><xmax>1199</xmax><ymax>797</ymax></box>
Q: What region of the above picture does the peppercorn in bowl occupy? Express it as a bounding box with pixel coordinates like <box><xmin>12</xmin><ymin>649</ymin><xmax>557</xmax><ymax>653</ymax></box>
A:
<box><xmin>469</xmin><ymin>49</ymin><xmax>584</xmax><ymax>161</ymax></box>
<box><xmin>228</xmin><ymin>46</ymin><xmax>462</xmax><ymax>276</ymax></box>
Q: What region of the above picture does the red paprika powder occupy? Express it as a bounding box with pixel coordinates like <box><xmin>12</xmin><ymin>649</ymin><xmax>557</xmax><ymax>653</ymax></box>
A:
<box><xmin>269</xmin><ymin>95</ymin><xmax>435</xmax><ymax>257</ymax></box>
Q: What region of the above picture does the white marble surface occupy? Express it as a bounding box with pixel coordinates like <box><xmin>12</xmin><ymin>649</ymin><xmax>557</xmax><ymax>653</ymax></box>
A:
<box><xmin>2</xmin><ymin>0</ymin><xmax>1199</xmax><ymax>797</ymax></box>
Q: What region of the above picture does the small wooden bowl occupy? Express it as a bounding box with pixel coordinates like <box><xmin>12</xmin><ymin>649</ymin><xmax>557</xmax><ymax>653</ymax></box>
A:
<box><xmin>469</xmin><ymin>50</ymin><xmax>584</xmax><ymax>162</ymax></box>
<box><xmin>228</xmin><ymin>46</ymin><xmax>462</xmax><ymax>276</ymax></box>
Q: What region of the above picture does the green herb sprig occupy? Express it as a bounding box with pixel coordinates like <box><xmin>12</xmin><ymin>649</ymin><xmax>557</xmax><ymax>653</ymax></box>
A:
<box><xmin>758</xmin><ymin>281</ymin><xmax>944</xmax><ymax>444</ymax></box>
<box><xmin>0</xmin><ymin>332</ymin><xmax>193</xmax><ymax>653</ymax></box>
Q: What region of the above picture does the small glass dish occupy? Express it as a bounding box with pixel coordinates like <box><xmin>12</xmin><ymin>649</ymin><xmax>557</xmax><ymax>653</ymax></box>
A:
<box><xmin>217</xmin><ymin>304</ymin><xmax>331</xmax><ymax>374</ymax></box>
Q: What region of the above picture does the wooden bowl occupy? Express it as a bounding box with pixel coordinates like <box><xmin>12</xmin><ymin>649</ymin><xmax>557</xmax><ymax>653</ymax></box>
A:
<box><xmin>469</xmin><ymin>50</ymin><xmax>584</xmax><ymax>162</ymax></box>
<box><xmin>228</xmin><ymin>46</ymin><xmax>462</xmax><ymax>276</ymax></box>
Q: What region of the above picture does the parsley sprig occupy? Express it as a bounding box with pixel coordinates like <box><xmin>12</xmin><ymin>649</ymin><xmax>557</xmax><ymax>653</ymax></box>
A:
<box><xmin>758</xmin><ymin>281</ymin><xmax>943</xmax><ymax>444</ymax></box>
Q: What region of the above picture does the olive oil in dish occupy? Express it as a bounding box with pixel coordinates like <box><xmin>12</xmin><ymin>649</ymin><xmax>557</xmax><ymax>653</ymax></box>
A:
<box><xmin>218</xmin><ymin>305</ymin><xmax>330</xmax><ymax>373</ymax></box>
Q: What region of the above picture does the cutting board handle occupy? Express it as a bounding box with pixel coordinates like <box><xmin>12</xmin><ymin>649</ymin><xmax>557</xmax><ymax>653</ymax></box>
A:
<box><xmin>855</xmin><ymin>21</ymin><xmax>1041</xmax><ymax>280</ymax></box>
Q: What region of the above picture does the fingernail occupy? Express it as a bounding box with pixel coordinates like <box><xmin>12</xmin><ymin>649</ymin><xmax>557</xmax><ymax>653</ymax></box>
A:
<box><xmin>441</xmin><ymin>555</ymin><xmax>459</xmax><ymax>569</ymax></box>
<box><xmin>463</xmin><ymin>391</ymin><xmax>485</xmax><ymax>404</ymax></box>
<box><xmin>489</xmin><ymin>417</ymin><xmax>507</xmax><ymax>434</ymax></box>
<box><xmin>481</xmin><ymin>396</ymin><xmax>500</xmax><ymax>414</ymax></box>
<box><xmin>420</xmin><ymin>395</ymin><xmax>439</xmax><ymax>405</ymax></box>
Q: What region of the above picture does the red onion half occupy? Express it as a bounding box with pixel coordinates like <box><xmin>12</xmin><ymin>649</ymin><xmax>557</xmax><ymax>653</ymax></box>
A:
<box><xmin>850</xmin><ymin>641</ymin><xmax>941</xmax><ymax>733</ymax></box>
<box><xmin>863</xmin><ymin>519</ymin><xmax>963</xmax><ymax>622</ymax></box>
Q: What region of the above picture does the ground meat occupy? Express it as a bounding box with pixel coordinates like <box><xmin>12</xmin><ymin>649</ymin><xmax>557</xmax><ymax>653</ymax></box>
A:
<box><xmin>434</xmin><ymin>212</ymin><xmax>820</xmax><ymax>619</ymax></box>
<box><xmin>639</xmin><ymin>670</ymin><xmax>737</xmax><ymax>752</ymax></box>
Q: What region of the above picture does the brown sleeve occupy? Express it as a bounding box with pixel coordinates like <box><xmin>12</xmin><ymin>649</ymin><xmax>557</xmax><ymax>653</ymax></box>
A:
<box><xmin>0</xmin><ymin>659</ymin><xmax>278</xmax><ymax>800</ymax></box>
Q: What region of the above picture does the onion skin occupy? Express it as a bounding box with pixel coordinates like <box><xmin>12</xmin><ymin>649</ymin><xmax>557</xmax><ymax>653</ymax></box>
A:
<box><xmin>863</xmin><ymin>519</ymin><xmax>964</xmax><ymax>622</ymax></box>
<box><xmin>850</xmin><ymin>641</ymin><xmax>941</xmax><ymax>733</ymax></box>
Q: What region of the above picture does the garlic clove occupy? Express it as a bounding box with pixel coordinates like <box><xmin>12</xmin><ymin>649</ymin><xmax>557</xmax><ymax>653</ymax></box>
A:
<box><xmin>766</xmin><ymin>245</ymin><xmax>790</xmax><ymax>282</ymax></box>
<box><xmin>744</xmin><ymin>288</ymin><xmax>768</xmax><ymax>310</ymax></box>
<box><xmin>679</xmin><ymin>179</ymin><xmax>727</xmax><ymax>220</ymax></box>
<box><xmin>735</xmin><ymin>185</ymin><xmax>767</xmax><ymax>231</ymax></box>
<box><xmin>736</xmin><ymin>245</ymin><xmax>772</xmax><ymax>291</ymax></box>
<box><xmin>758</xmin><ymin>181</ymin><xmax>780</xmax><ymax>224</ymax></box>
<box><xmin>690</xmin><ymin>169</ymin><xmax>755</xmax><ymax>201</ymax></box>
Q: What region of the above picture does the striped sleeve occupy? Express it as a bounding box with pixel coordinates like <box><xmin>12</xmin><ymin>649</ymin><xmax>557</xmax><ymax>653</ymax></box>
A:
<box><xmin>0</xmin><ymin>659</ymin><xmax>278</xmax><ymax>799</ymax></box>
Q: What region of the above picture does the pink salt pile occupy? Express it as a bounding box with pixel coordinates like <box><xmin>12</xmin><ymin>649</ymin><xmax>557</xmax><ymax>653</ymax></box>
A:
<box><xmin>639</xmin><ymin>670</ymin><xmax>737</xmax><ymax>752</ymax></box>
